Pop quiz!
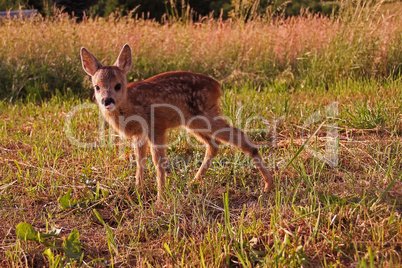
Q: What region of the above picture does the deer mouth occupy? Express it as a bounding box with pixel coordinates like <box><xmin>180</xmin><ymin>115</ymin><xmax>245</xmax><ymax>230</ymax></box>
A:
<box><xmin>105</xmin><ymin>103</ymin><xmax>115</xmax><ymax>110</ymax></box>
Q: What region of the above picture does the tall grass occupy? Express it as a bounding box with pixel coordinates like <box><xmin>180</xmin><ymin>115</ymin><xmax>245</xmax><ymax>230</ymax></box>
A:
<box><xmin>0</xmin><ymin>1</ymin><xmax>401</xmax><ymax>100</ymax></box>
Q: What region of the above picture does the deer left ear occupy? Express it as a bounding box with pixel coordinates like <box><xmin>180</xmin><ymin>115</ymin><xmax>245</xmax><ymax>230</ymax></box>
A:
<box><xmin>113</xmin><ymin>44</ymin><xmax>132</xmax><ymax>74</ymax></box>
<box><xmin>80</xmin><ymin>47</ymin><xmax>102</xmax><ymax>76</ymax></box>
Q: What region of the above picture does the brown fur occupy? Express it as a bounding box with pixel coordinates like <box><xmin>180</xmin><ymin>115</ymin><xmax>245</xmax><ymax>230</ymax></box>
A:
<box><xmin>80</xmin><ymin>44</ymin><xmax>273</xmax><ymax>201</ymax></box>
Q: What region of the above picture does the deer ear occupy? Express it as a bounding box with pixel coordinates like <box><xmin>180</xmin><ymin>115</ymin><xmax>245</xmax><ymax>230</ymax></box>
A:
<box><xmin>113</xmin><ymin>44</ymin><xmax>132</xmax><ymax>74</ymax></box>
<box><xmin>80</xmin><ymin>47</ymin><xmax>102</xmax><ymax>76</ymax></box>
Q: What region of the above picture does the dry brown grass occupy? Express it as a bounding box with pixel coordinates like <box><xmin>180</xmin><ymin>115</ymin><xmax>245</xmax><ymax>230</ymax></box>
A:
<box><xmin>1</xmin><ymin>77</ymin><xmax>401</xmax><ymax>266</ymax></box>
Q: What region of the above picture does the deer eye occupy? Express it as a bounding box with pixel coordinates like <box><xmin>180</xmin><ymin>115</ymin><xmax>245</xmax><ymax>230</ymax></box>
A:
<box><xmin>115</xmin><ymin>84</ymin><xmax>121</xmax><ymax>91</ymax></box>
<box><xmin>94</xmin><ymin>85</ymin><xmax>100</xmax><ymax>91</ymax></box>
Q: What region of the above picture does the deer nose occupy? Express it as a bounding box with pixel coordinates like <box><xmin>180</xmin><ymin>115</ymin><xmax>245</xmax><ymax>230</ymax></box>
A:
<box><xmin>102</xmin><ymin>98</ymin><xmax>114</xmax><ymax>106</ymax></box>
<box><xmin>101</xmin><ymin>98</ymin><xmax>115</xmax><ymax>110</ymax></box>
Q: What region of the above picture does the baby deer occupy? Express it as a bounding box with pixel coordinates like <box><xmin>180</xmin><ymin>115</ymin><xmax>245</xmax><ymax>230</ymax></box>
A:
<box><xmin>80</xmin><ymin>44</ymin><xmax>273</xmax><ymax>200</ymax></box>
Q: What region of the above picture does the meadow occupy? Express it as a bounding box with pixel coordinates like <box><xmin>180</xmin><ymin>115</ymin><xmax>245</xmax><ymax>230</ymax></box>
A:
<box><xmin>0</xmin><ymin>1</ymin><xmax>401</xmax><ymax>267</ymax></box>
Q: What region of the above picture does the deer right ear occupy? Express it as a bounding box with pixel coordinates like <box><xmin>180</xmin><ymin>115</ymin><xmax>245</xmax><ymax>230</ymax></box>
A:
<box><xmin>80</xmin><ymin>47</ymin><xmax>102</xmax><ymax>76</ymax></box>
<box><xmin>113</xmin><ymin>44</ymin><xmax>132</xmax><ymax>74</ymax></box>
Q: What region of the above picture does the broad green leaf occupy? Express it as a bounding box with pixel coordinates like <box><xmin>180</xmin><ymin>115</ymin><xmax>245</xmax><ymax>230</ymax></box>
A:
<box><xmin>43</xmin><ymin>248</ymin><xmax>54</xmax><ymax>264</ymax></box>
<box><xmin>58</xmin><ymin>189</ymin><xmax>77</xmax><ymax>209</ymax></box>
<box><xmin>16</xmin><ymin>223</ymin><xmax>41</xmax><ymax>242</ymax></box>
<box><xmin>44</xmin><ymin>248</ymin><xmax>63</xmax><ymax>268</ymax></box>
<box><xmin>63</xmin><ymin>229</ymin><xmax>82</xmax><ymax>260</ymax></box>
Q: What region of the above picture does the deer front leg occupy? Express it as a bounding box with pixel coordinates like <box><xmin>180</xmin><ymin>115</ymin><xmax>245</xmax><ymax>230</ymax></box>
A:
<box><xmin>149</xmin><ymin>133</ymin><xmax>168</xmax><ymax>202</ymax></box>
<box><xmin>133</xmin><ymin>136</ymin><xmax>148</xmax><ymax>190</ymax></box>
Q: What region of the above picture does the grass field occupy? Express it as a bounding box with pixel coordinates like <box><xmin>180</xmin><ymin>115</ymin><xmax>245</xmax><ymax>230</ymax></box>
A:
<box><xmin>0</xmin><ymin>1</ymin><xmax>402</xmax><ymax>267</ymax></box>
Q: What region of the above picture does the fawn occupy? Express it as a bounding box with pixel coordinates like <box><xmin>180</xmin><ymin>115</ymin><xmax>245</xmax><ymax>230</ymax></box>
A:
<box><xmin>80</xmin><ymin>44</ymin><xmax>273</xmax><ymax>201</ymax></box>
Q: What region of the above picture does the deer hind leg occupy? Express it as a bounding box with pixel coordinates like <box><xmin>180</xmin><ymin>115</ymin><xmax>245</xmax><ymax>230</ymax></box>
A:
<box><xmin>133</xmin><ymin>136</ymin><xmax>148</xmax><ymax>190</ymax></box>
<box><xmin>209</xmin><ymin>118</ymin><xmax>274</xmax><ymax>192</ymax></box>
<box><xmin>187</xmin><ymin>130</ymin><xmax>220</xmax><ymax>182</ymax></box>
<box><xmin>149</xmin><ymin>131</ymin><xmax>168</xmax><ymax>201</ymax></box>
